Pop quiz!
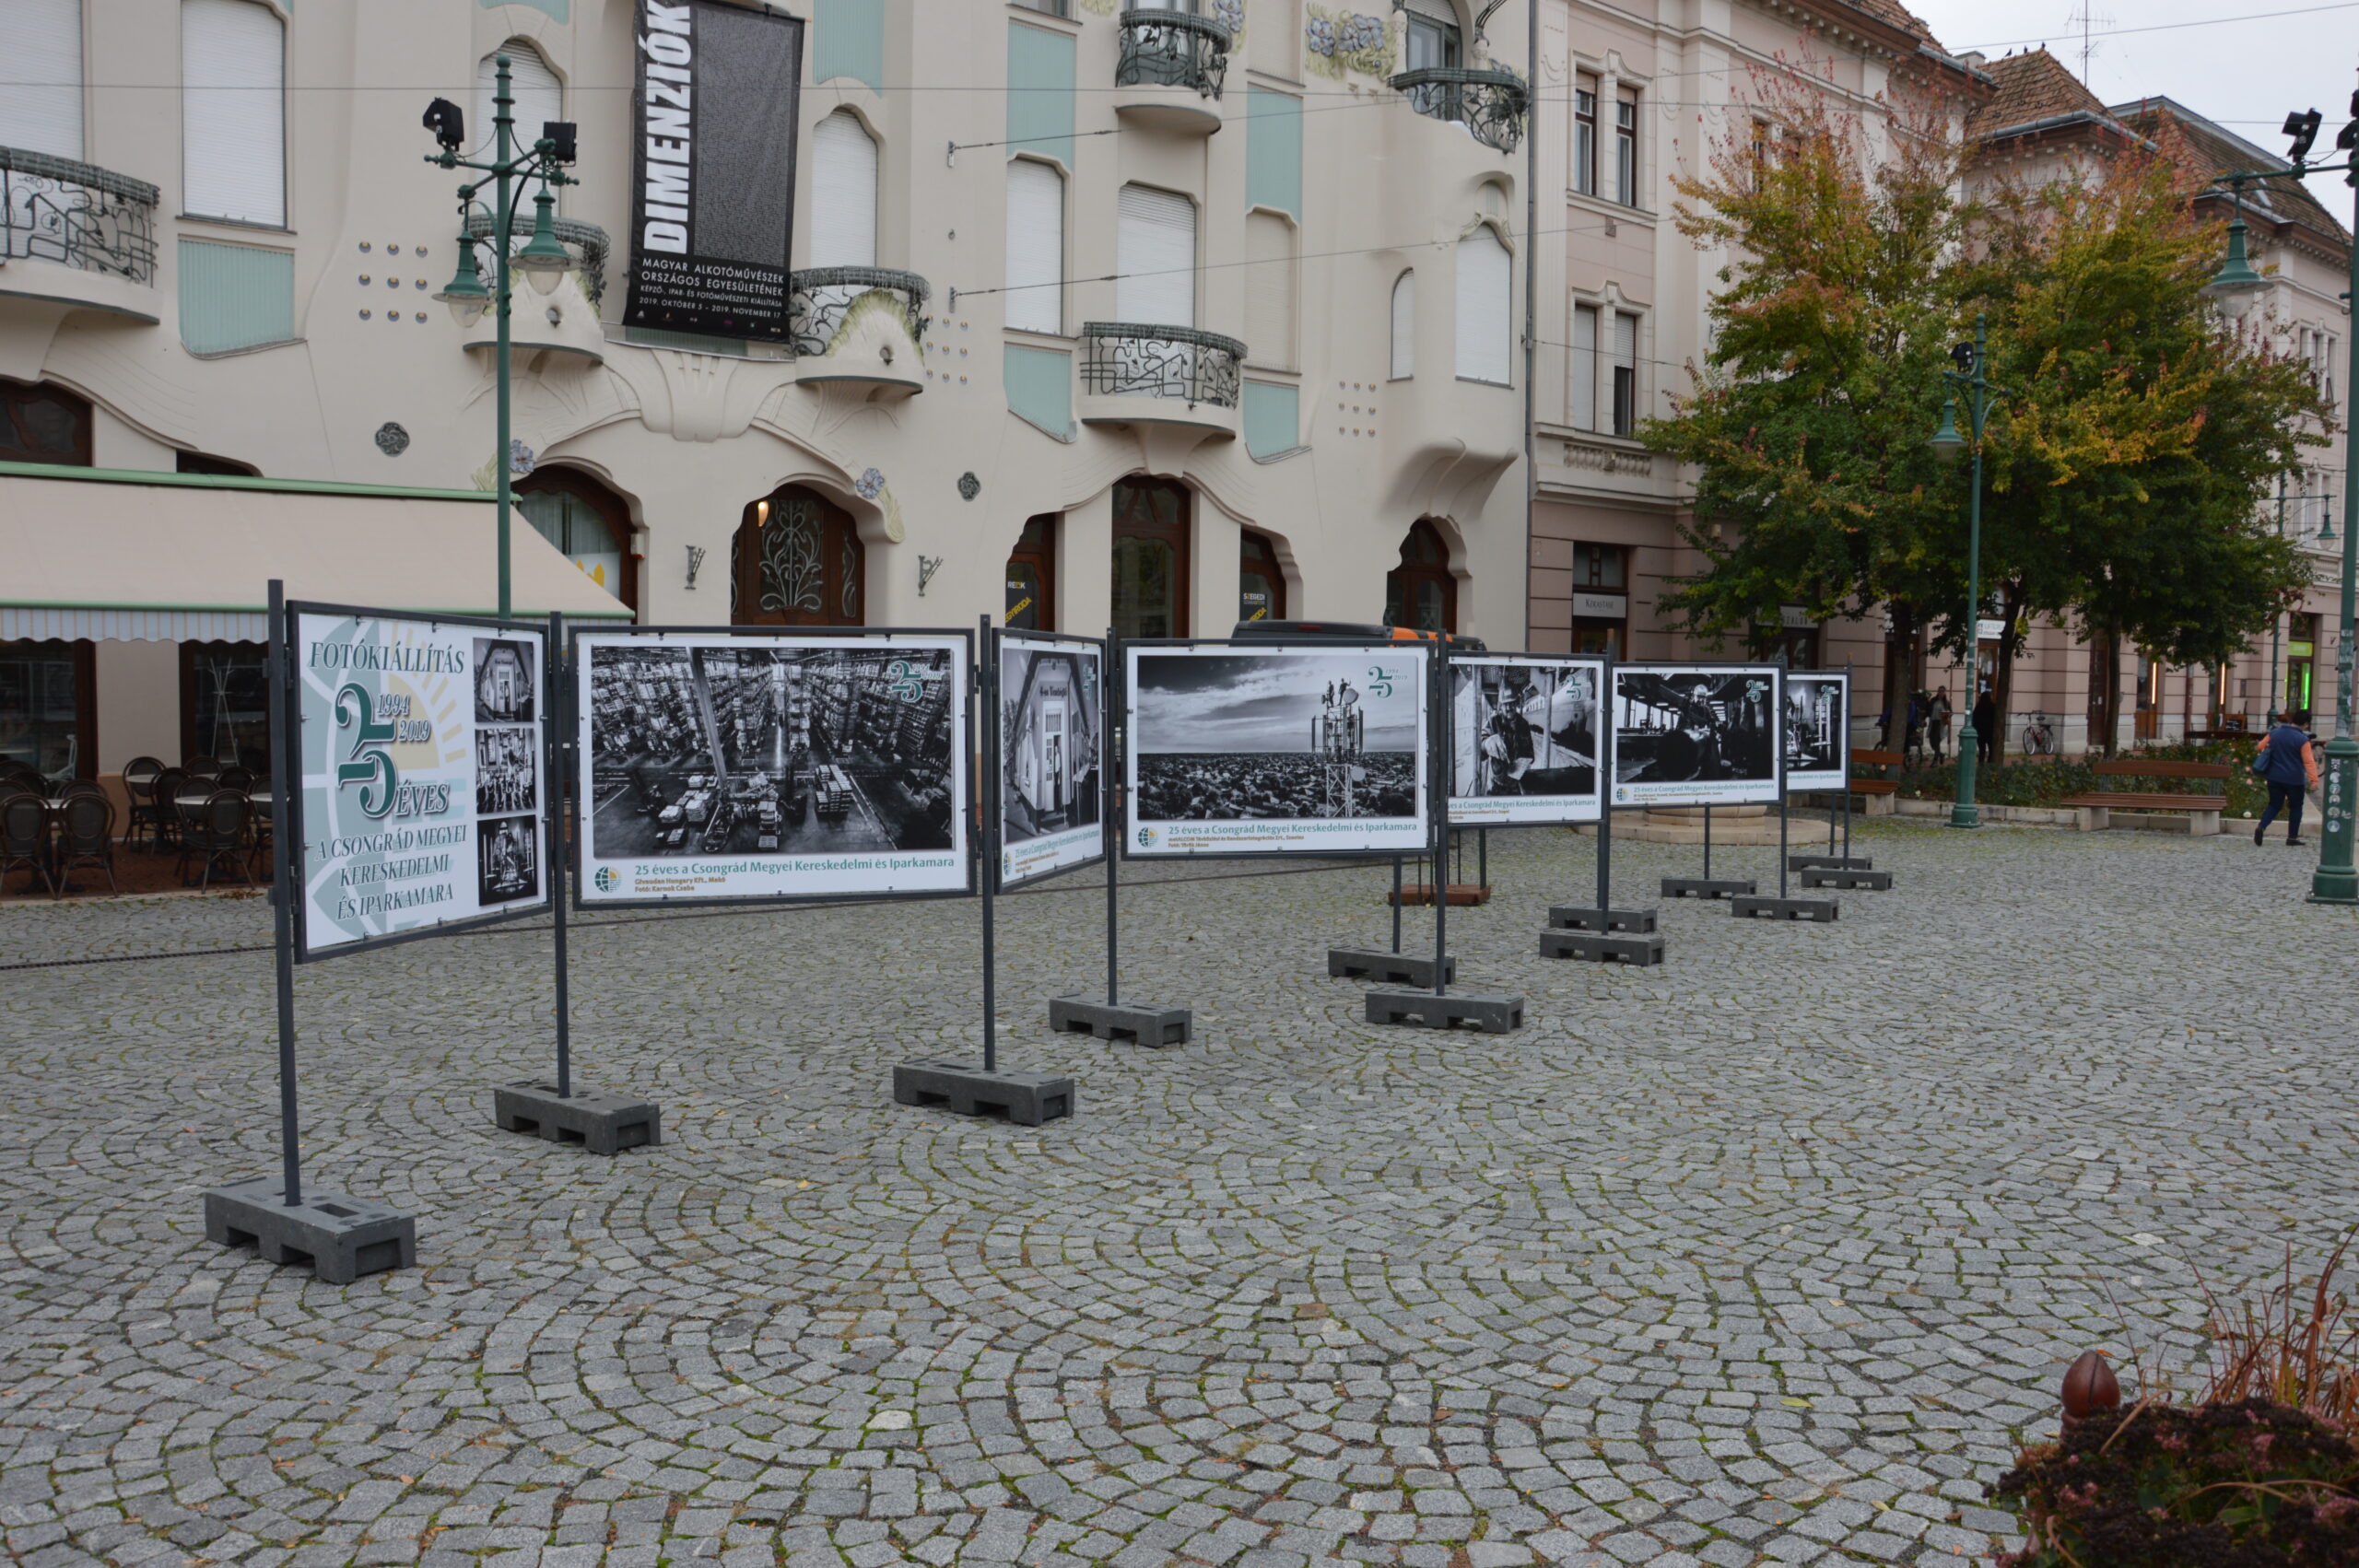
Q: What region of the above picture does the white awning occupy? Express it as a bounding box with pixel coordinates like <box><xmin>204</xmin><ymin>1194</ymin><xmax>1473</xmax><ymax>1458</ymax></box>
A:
<box><xmin>0</xmin><ymin>468</ymin><xmax>636</xmax><ymax>642</ymax></box>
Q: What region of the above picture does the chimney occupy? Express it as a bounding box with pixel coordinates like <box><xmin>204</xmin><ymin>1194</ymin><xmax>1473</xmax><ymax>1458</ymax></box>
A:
<box><xmin>1958</xmin><ymin>51</ymin><xmax>1987</xmax><ymax>68</ymax></box>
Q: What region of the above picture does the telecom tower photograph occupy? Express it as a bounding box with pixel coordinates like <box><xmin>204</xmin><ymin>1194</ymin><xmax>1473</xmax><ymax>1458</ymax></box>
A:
<box><xmin>1130</xmin><ymin>649</ymin><xmax>1421</xmax><ymax>823</ymax></box>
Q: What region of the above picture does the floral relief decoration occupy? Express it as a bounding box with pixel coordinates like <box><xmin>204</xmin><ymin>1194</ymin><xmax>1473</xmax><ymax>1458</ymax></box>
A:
<box><xmin>1304</xmin><ymin>6</ymin><xmax>1391</xmax><ymax>80</ymax></box>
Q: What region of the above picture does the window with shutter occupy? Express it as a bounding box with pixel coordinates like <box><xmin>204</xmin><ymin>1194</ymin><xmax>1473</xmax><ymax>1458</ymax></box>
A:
<box><xmin>475</xmin><ymin>43</ymin><xmax>563</xmax><ymax>165</ymax></box>
<box><xmin>1244</xmin><ymin>211</ymin><xmax>1295</xmax><ymax>369</ymax></box>
<box><xmin>1571</xmin><ymin>302</ymin><xmax>1597</xmax><ymax>430</ymax></box>
<box><xmin>1453</xmin><ymin>225</ymin><xmax>1509</xmax><ymax>385</ymax></box>
<box><xmin>809</xmin><ymin>111</ymin><xmax>878</xmax><ymax>267</ymax></box>
<box><xmin>4</xmin><ymin>0</ymin><xmax>83</xmax><ymax>160</ymax></box>
<box><xmin>1116</xmin><ymin>184</ymin><xmax>1194</xmax><ymax>327</ymax></box>
<box><xmin>182</xmin><ymin>0</ymin><xmax>285</xmax><ymax>228</ymax></box>
<box><xmin>1612</xmin><ymin>310</ymin><xmax>1638</xmax><ymax>436</ymax></box>
<box><xmin>1004</xmin><ymin>158</ymin><xmax>1063</xmax><ymax>334</ymax></box>
<box><xmin>1390</xmin><ymin>271</ymin><xmax>1415</xmax><ymax>380</ymax></box>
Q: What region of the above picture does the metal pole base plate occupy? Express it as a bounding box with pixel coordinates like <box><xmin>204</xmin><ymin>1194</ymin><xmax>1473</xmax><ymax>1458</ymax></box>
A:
<box><xmin>1800</xmin><ymin>868</ymin><xmax>1892</xmax><ymax>892</ymax></box>
<box><xmin>1049</xmin><ymin>995</ymin><xmax>1191</xmax><ymax>1047</ymax></box>
<box><xmin>1546</xmin><ymin>905</ymin><xmax>1659</xmax><ymax>934</ymax></box>
<box><xmin>1789</xmin><ymin>854</ymin><xmax>1872</xmax><ymax>872</ymax></box>
<box><xmin>1731</xmin><ymin>895</ymin><xmax>1839</xmax><ymax>922</ymax></box>
<box><xmin>1663</xmin><ymin>877</ymin><xmax>1756</xmax><ymax>899</ymax></box>
<box><xmin>1327</xmin><ymin>948</ymin><xmax>1457</xmax><ymax>986</ymax></box>
<box><xmin>204</xmin><ymin>1177</ymin><xmax>417</xmax><ymax>1285</ymax></box>
<box><xmin>493</xmin><ymin>1081</ymin><xmax>663</xmax><ymax>1156</ymax></box>
<box><xmin>893</xmin><ymin>1061</ymin><xmax>1074</xmax><ymax>1126</ymax></box>
<box><xmin>1539</xmin><ymin>930</ymin><xmax>1665</xmax><ymax>965</ymax></box>
<box><xmin>1364</xmin><ymin>989</ymin><xmax>1525</xmax><ymax>1033</ymax></box>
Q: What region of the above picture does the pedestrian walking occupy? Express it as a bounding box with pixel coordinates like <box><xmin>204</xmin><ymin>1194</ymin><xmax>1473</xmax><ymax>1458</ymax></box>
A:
<box><xmin>1903</xmin><ymin>690</ymin><xmax>1925</xmax><ymax>766</ymax></box>
<box><xmin>1928</xmin><ymin>686</ymin><xmax>1954</xmax><ymax>763</ymax></box>
<box><xmin>2253</xmin><ymin>708</ymin><xmax>2322</xmax><ymax>847</ymax></box>
<box><xmin>1972</xmin><ymin>688</ymin><xmax>1998</xmax><ymax>766</ymax></box>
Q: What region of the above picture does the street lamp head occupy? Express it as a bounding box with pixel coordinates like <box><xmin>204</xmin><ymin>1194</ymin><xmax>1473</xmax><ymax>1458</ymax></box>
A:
<box><xmin>2322</xmin><ymin>503</ymin><xmax>2339</xmax><ymax>544</ymax></box>
<box><xmin>1930</xmin><ymin>398</ymin><xmax>1965</xmax><ymax>462</ymax></box>
<box><xmin>515</xmin><ymin>186</ymin><xmax>574</xmax><ymax>297</ymax></box>
<box><xmin>422</xmin><ymin>97</ymin><xmax>465</xmax><ymax>153</ymax></box>
<box><xmin>2204</xmin><ymin>214</ymin><xmax>2267</xmax><ymax>322</ymax></box>
<box><xmin>434</xmin><ymin>235</ymin><xmax>490</xmax><ymax>328</ymax></box>
<box><xmin>541</xmin><ymin>120</ymin><xmax>578</xmax><ymax>165</ymax></box>
<box><xmin>2285</xmin><ymin>109</ymin><xmax>2323</xmax><ymax>166</ymax></box>
<box><xmin>1949</xmin><ymin>341</ymin><xmax>1977</xmax><ymax>375</ymax></box>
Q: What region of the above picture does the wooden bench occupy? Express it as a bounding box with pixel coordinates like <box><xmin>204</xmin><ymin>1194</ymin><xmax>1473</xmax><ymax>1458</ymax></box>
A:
<box><xmin>1847</xmin><ymin>748</ymin><xmax>1904</xmax><ymax>815</ymax></box>
<box><xmin>2058</xmin><ymin>760</ymin><xmax>2231</xmax><ymax>836</ymax></box>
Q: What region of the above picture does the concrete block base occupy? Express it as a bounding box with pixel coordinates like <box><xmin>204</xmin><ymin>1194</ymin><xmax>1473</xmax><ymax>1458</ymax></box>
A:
<box><xmin>1547</xmin><ymin>905</ymin><xmax>1659</xmax><ymax>934</ymax></box>
<box><xmin>204</xmin><ymin>1177</ymin><xmax>416</xmax><ymax>1285</ymax></box>
<box><xmin>1801</xmin><ymin>867</ymin><xmax>1893</xmax><ymax>892</ymax></box>
<box><xmin>1663</xmin><ymin>877</ymin><xmax>1756</xmax><ymax>900</ymax></box>
<box><xmin>494</xmin><ymin>1081</ymin><xmax>662</xmax><ymax>1156</ymax></box>
<box><xmin>1364</xmin><ymin>989</ymin><xmax>1525</xmax><ymax>1033</ymax></box>
<box><xmin>1731</xmin><ymin>895</ymin><xmax>1839</xmax><ymax>923</ymax></box>
<box><xmin>894</xmin><ymin>1061</ymin><xmax>1074</xmax><ymax>1126</ymax></box>
<box><xmin>1789</xmin><ymin>854</ymin><xmax>1872</xmax><ymax>872</ymax></box>
<box><xmin>1539</xmin><ymin>930</ymin><xmax>1666</xmax><ymax>965</ymax></box>
<box><xmin>1049</xmin><ymin>995</ymin><xmax>1191</xmax><ymax>1047</ymax></box>
<box><xmin>1328</xmin><ymin>948</ymin><xmax>1457</xmax><ymax>986</ymax></box>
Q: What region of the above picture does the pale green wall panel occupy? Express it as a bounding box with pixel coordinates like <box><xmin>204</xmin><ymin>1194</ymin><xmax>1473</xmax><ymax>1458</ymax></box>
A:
<box><xmin>1246</xmin><ymin>88</ymin><xmax>1301</xmax><ymax>217</ymax></box>
<box><xmin>1004</xmin><ymin>345</ymin><xmax>1073</xmax><ymax>438</ymax></box>
<box><xmin>177</xmin><ymin>240</ymin><xmax>295</xmax><ymax>357</ymax></box>
<box><xmin>1242</xmin><ymin>380</ymin><xmax>1300</xmax><ymax>459</ymax></box>
<box><xmin>1007</xmin><ymin>23</ymin><xmax>1075</xmax><ymax>169</ymax></box>
<box><xmin>815</xmin><ymin>0</ymin><xmax>884</xmax><ymax>89</ymax></box>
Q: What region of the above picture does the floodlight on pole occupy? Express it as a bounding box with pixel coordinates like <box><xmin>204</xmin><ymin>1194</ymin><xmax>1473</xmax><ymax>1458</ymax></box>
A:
<box><xmin>1929</xmin><ymin>398</ymin><xmax>1965</xmax><ymax>462</ymax></box>
<box><xmin>434</xmin><ymin>231</ymin><xmax>489</xmax><ymax>327</ymax></box>
<box><xmin>515</xmin><ymin>186</ymin><xmax>574</xmax><ymax>297</ymax></box>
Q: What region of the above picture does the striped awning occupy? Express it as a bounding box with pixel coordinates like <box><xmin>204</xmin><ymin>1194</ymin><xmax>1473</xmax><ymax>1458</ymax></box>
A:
<box><xmin>0</xmin><ymin>605</ymin><xmax>269</xmax><ymax>641</ymax></box>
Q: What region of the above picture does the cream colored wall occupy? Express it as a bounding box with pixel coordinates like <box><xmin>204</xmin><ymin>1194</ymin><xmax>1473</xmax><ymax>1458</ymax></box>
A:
<box><xmin>93</xmin><ymin>639</ymin><xmax>179</xmax><ymax>772</ymax></box>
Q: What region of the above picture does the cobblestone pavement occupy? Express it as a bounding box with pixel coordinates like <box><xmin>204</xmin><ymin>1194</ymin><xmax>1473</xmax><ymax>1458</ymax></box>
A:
<box><xmin>2</xmin><ymin>820</ymin><xmax>2353</xmax><ymax>1568</ymax></box>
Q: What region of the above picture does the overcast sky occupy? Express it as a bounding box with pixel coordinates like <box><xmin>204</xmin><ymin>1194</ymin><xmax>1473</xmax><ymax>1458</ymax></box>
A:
<box><xmin>1906</xmin><ymin>0</ymin><xmax>2359</xmax><ymax>207</ymax></box>
<box><xmin>1133</xmin><ymin>652</ymin><xmax>1424</xmax><ymax>755</ymax></box>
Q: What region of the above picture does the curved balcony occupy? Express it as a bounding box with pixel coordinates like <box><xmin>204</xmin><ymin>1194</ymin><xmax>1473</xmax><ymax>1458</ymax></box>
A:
<box><xmin>1389</xmin><ymin>65</ymin><xmax>1530</xmax><ymax>154</ymax></box>
<box><xmin>1078</xmin><ymin>322</ymin><xmax>1242</xmax><ymax>438</ymax></box>
<box><xmin>0</xmin><ymin>146</ymin><xmax>159</xmax><ymax>322</ymax></box>
<box><xmin>1115</xmin><ymin>9</ymin><xmax>1230</xmax><ymax>135</ymax></box>
<box><xmin>789</xmin><ymin>266</ymin><xmax>930</xmax><ymax>399</ymax></box>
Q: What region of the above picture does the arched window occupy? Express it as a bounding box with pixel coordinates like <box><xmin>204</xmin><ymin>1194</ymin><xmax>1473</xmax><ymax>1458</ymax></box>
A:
<box><xmin>1453</xmin><ymin>225</ymin><xmax>1510</xmax><ymax>385</ymax></box>
<box><xmin>518</xmin><ymin>467</ymin><xmax>636</xmax><ymax>611</ymax></box>
<box><xmin>1390</xmin><ymin>271</ymin><xmax>1415</xmax><ymax>380</ymax></box>
<box><xmin>1004</xmin><ymin>158</ymin><xmax>1064</xmax><ymax>334</ymax></box>
<box><xmin>1238</xmin><ymin>530</ymin><xmax>1285</xmax><ymax>624</ymax></box>
<box><xmin>182</xmin><ymin>0</ymin><xmax>285</xmax><ymax>227</ymax></box>
<box><xmin>810</xmin><ymin>111</ymin><xmax>878</xmax><ymax>267</ymax></box>
<box><xmin>1383</xmin><ymin>520</ymin><xmax>1456</xmax><ymax>634</ymax></box>
<box><xmin>734</xmin><ymin>485</ymin><xmax>864</xmax><ymax>626</ymax></box>
<box><xmin>1110</xmin><ymin>477</ymin><xmax>1190</xmax><ymax>639</ymax></box>
<box><xmin>475</xmin><ymin>41</ymin><xmax>563</xmax><ymax>164</ymax></box>
<box><xmin>0</xmin><ymin>380</ymin><xmax>92</xmax><ymax>465</ymax></box>
<box><xmin>6</xmin><ymin>0</ymin><xmax>83</xmax><ymax>159</ymax></box>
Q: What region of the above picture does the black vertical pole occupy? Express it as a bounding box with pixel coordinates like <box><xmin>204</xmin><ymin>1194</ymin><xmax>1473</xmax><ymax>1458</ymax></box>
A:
<box><xmin>1778</xmin><ymin>734</ymin><xmax>1791</xmax><ymax>900</ymax></box>
<box><xmin>1840</xmin><ymin>661</ymin><xmax>1853</xmax><ymax>859</ymax></box>
<box><xmin>549</xmin><ymin>613</ymin><xmax>572</xmax><ymax>1099</ymax></box>
<box><xmin>1391</xmin><ymin>856</ymin><xmax>1403</xmax><ymax>953</ymax></box>
<box><xmin>1479</xmin><ymin>827</ymin><xmax>1487</xmax><ymax>893</ymax></box>
<box><xmin>980</xmin><ymin>615</ymin><xmax>997</xmax><ymax>1073</ymax></box>
<box><xmin>1703</xmin><ymin>804</ymin><xmax>1713</xmax><ymax>880</ymax></box>
<box><xmin>265</xmin><ymin>579</ymin><xmax>302</xmax><ymax>1208</ymax></box>
<box><xmin>1432</xmin><ymin>636</ymin><xmax>1449</xmax><ymax>999</ymax></box>
<box><xmin>1105</xmin><ymin>627</ymin><xmax>1120</xmax><ymax>1009</ymax></box>
<box><xmin>1598</xmin><ymin>646</ymin><xmax>1615</xmax><ymax>912</ymax></box>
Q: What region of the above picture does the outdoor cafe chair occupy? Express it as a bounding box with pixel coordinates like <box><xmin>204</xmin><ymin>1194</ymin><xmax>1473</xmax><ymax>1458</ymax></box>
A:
<box><xmin>50</xmin><ymin>777</ymin><xmax>104</xmax><ymax>802</ymax></box>
<box><xmin>146</xmin><ymin>766</ymin><xmax>188</xmax><ymax>851</ymax></box>
<box><xmin>182</xmin><ymin>755</ymin><xmax>223</xmax><ymax>779</ymax></box>
<box><xmin>53</xmin><ymin>793</ymin><xmax>118</xmax><ymax>899</ymax></box>
<box><xmin>1</xmin><ymin>793</ymin><xmax>54</xmax><ymax>898</ymax></box>
<box><xmin>123</xmin><ymin>755</ymin><xmax>165</xmax><ymax>846</ymax></box>
<box><xmin>178</xmin><ymin>790</ymin><xmax>252</xmax><ymax>890</ymax></box>
<box><xmin>217</xmin><ymin>764</ymin><xmax>258</xmax><ymax>793</ymax></box>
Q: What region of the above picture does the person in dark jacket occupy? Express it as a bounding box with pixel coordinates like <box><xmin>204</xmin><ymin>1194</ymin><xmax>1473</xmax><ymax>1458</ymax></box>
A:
<box><xmin>1972</xmin><ymin>690</ymin><xmax>1998</xmax><ymax>765</ymax></box>
<box><xmin>2255</xmin><ymin>708</ymin><xmax>2322</xmax><ymax>847</ymax></box>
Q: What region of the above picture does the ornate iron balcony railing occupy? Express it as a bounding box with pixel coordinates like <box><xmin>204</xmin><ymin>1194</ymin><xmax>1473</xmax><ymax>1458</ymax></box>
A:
<box><xmin>464</xmin><ymin>210</ymin><xmax>611</xmax><ymax>308</ymax></box>
<box><xmin>1117</xmin><ymin>8</ymin><xmax>1231</xmax><ymax>99</ymax></box>
<box><xmin>0</xmin><ymin>146</ymin><xmax>158</xmax><ymax>284</ymax></box>
<box><xmin>1389</xmin><ymin>65</ymin><xmax>1530</xmax><ymax>154</ymax></box>
<box><xmin>1079</xmin><ymin>322</ymin><xmax>1244</xmax><ymax>408</ymax></box>
<box><xmin>788</xmin><ymin>267</ymin><xmax>930</xmax><ymax>360</ymax></box>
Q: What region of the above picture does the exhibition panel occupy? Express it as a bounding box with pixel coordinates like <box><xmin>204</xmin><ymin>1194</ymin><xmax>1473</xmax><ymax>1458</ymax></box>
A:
<box><xmin>1610</xmin><ymin>664</ymin><xmax>1784</xmax><ymax>809</ymax></box>
<box><xmin>1449</xmin><ymin>655</ymin><xmax>1605</xmax><ymax>826</ymax></box>
<box><xmin>1784</xmin><ymin>671</ymin><xmax>1850</xmax><ymax>793</ymax></box>
<box><xmin>997</xmin><ymin>632</ymin><xmax>1107</xmax><ymax>892</ymax></box>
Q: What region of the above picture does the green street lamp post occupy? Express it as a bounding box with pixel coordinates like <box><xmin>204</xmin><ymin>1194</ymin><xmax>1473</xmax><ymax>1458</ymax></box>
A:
<box><xmin>1929</xmin><ymin>314</ymin><xmax>2003</xmax><ymax>828</ymax></box>
<box><xmin>2203</xmin><ymin>101</ymin><xmax>2358</xmax><ymax>904</ymax></box>
<box><xmin>421</xmin><ymin>59</ymin><xmax>580</xmax><ymax>620</ymax></box>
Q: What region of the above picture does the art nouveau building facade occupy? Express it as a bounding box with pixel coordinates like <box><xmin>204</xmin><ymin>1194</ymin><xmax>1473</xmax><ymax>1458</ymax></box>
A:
<box><xmin>1</xmin><ymin>0</ymin><xmax>1536</xmax><ymax>784</ymax></box>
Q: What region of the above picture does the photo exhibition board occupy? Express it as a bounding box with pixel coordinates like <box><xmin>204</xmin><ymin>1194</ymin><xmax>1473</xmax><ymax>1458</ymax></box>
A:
<box><xmin>997</xmin><ymin>633</ymin><xmax>1106</xmax><ymax>891</ymax></box>
<box><xmin>1782</xmin><ymin>671</ymin><xmax>1849</xmax><ymax>792</ymax></box>
<box><xmin>1610</xmin><ymin>663</ymin><xmax>1784</xmax><ymax>808</ymax></box>
<box><xmin>574</xmin><ymin>630</ymin><xmax>969</xmax><ymax>904</ymax></box>
<box><xmin>1448</xmin><ymin>656</ymin><xmax>1605</xmax><ymax>825</ymax></box>
<box><xmin>1124</xmin><ymin>642</ymin><xmax>1432</xmax><ymax>858</ymax></box>
<box><xmin>291</xmin><ymin>608</ymin><xmax>548</xmax><ymax>959</ymax></box>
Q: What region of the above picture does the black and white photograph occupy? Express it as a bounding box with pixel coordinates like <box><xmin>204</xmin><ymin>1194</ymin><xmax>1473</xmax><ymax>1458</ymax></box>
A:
<box><xmin>574</xmin><ymin>632</ymin><xmax>969</xmax><ymax>903</ymax></box>
<box><xmin>998</xmin><ymin>636</ymin><xmax>1103</xmax><ymax>889</ymax></box>
<box><xmin>1784</xmin><ymin>672</ymin><xmax>1849</xmax><ymax>791</ymax></box>
<box><xmin>473</xmin><ymin>638</ymin><xmax>537</xmax><ymax>724</ymax></box>
<box><xmin>1449</xmin><ymin>657</ymin><xmax>1604</xmax><ymax>825</ymax></box>
<box><xmin>1126</xmin><ymin>644</ymin><xmax>1429</xmax><ymax>857</ymax></box>
<box><xmin>475</xmin><ymin>726</ymin><xmax>538</xmax><ymax>816</ymax></box>
<box><xmin>1612</xmin><ymin>665</ymin><xmax>1782</xmax><ymax>807</ymax></box>
<box><xmin>475</xmin><ymin>815</ymin><xmax>541</xmax><ymax>906</ymax></box>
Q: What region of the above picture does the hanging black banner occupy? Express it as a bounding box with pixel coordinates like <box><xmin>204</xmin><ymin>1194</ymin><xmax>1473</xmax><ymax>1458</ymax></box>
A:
<box><xmin>624</xmin><ymin>0</ymin><xmax>802</xmax><ymax>340</ymax></box>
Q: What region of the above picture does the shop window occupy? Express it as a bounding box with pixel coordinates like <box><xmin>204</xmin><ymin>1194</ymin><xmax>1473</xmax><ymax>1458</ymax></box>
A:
<box><xmin>0</xmin><ymin>380</ymin><xmax>92</xmax><ymax>465</ymax></box>
<box><xmin>1239</xmin><ymin>531</ymin><xmax>1285</xmax><ymax>624</ymax></box>
<box><xmin>734</xmin><ymin>486</ymin><xmax>864</xmax><ymax>626</ymax></box>
<box><xmin>0</xmin><ymin>639</ymin><xmax>95</xmax><ymax>779</ymax></box>
<box><xmin>1006</xmin><ymin>514</ymin><xmax>1057</xmax><ymax>631</ymax></box>
<box><xmin>1111</xmin><ymin>476</ymin><xmax>1190</xmax><ymax>640</ymax></box>
<box><xmin>179</xmin><ymin>640</ymin><xmax>270</xmax><ymax>769</ymax></box>
<box><xmin>1383</xmin><ymin>520</ymin><xmax>1456</xmax><ymax>634</ymax></box>
<box><xmin>519</xmin><ymin>467</ymin><xmax>636</xmax><ymax>610</ymax></box>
